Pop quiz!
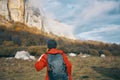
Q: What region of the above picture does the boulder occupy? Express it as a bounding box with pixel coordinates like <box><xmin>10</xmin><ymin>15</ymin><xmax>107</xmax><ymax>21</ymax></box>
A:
<box><xmin>15</xmin><ymin>51</ymin><xmax>36</xmax><ymax>60</ymax></box>
<box><xmin>100</xmin><ymin>54</ymin><xmax>106</xmax><ymax>58</ymax></box>
<box><xmin>68</xmin><ymin>53</ymin><xmax>77</xmax><ymax>57</ymax></box>
<box><xmin>81</xmin><ymin>54</ymin><xmax>90</xmax><ymax>58</ymax></box>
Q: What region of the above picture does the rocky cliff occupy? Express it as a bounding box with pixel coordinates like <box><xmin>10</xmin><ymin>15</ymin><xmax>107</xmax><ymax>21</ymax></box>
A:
<box><xmin>8</xmin><ymin>0</ymin><xmax>25</xmax><ymax>22</ymax></box>
<box><xmin>0</xmin><ymin>0</ymin><xmax>74</xmax><ymax>39</ymax></box>
<box><xmin>0</xmin><ymin>0</ymin><xmax>43</xmax><ymax>29</ymax></box>
<box><xmin>0</xmin><ymin>0</ymin><xmax>9</xmax><ymax>20</ymax></box>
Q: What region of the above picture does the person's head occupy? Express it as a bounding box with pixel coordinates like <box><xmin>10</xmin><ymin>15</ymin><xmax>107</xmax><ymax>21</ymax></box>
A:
<box><xmin>47</xmin><ymin>39</ymin><xmax>57</xmax><ymax>49</ymax></box>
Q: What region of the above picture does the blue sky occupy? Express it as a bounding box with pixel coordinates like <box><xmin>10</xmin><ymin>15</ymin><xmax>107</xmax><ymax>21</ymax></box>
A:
<box><xmin>31</xmin><ymin>0</ymin><xmax>120</xmax><ymax>44</ymax></box>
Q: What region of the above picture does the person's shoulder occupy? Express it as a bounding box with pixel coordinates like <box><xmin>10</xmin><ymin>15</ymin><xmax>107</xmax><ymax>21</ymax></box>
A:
<box><xmin>57</xmin><ymin>49</ymin><xmax>67</xmax><ymax>55</ymax></box>
<box><xmin>57</xmin><ymin>49</ymin><xmax>64</xmax><ymax>53</ymax></box>
<box><xmin>37</xmin><ymin>54</ymin><xmax>47</xmax><ymax>61</ymax></box>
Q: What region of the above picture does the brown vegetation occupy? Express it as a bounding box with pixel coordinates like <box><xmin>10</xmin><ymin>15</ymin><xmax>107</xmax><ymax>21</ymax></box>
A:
<box><xmin>0</xmin><ymin>16</ymin><xmax>120</xmax><ymax>57</ymax></box>
<box><xmin>0</xmin><ymin>56</ymin><xmax>120</xmax><ymax>80</ymax></box>
<box><xmin>0</xmin><ymin>14</ymin><xmax>120</xmax><ymax>80</ymax></box>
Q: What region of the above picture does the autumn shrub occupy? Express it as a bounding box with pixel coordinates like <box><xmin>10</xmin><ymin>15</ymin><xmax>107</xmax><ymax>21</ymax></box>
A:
<box><xmin>102</xmin><ymin>50</ymin><xmax>112</xmax><ymax>56</ymax></box>
<box><xmin>11</xmin><ymin>35</ymin><xmax>21</xmax><ymax>45</ymax></box>
<box><xmin>89</xmin><ymin>49</ymin><xmax>99</xmax><ymax>56</ymax></box>
<box><xmin>58</xmin><ymin>45</ymin><xmax>70</xmax><ymax>53</ymax></box>
<box><xmin>26</xmin><ymin>38</ymin><xmax>38</xmax><ymax>46</ymax></box>
<box><xmin>27</xmin><ymin>46</ymin><xmax>47</xmax><ymax>56</ymax></box>
<box><xmin>0</xmin><ymin>46</ymin><xmax>18</xmax><ymax>57</ymax></box>
<box><xmin>111</xmin><ymin>50</ymin><xmax>120</xmax><ymax>56</ymax></box>
<box><xmin>2</xmin><ymin>41</ymin><xmax>15</xmax><ymax>46</ymax></box>
<box><xmin>1</xmin><ymin>21</ymin><xmax>120</xmax><ymax>57</ymax></box>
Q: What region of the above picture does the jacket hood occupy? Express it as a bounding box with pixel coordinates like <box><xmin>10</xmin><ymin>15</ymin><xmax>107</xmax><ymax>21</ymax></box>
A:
<box><xmin>47</xmin><ymin>48</ymin><xmax>63</xmax><ymax>54</ymax></box>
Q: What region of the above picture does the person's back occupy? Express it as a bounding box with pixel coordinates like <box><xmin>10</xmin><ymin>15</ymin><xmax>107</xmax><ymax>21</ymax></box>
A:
<box><xmin>35</xmin><ymin>39</ymin><xmax>72</xmax><ymax>80</ymax></box>
<box><xmin>47</xmin><ymin>53</ymin><xmax>68</xmax><ymax>80</ymax></box>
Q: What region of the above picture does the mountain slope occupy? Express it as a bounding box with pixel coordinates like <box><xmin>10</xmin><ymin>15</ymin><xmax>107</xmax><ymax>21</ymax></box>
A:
<box><xmin>0</xmin><ymin>16</ymin><xmax>120</xmax><ymax>57</ymax></box>
<box><xmin>0</xmin><ymin>0</ymin><xmax>120</xmax><ymax>57</ymax></box>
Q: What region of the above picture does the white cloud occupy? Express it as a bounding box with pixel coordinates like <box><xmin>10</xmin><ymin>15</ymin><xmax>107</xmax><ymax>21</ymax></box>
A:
<box><xmin>43</xmin><ymin>0</ymin><xmax>63</xmax><ymax>19</ymax></box>
<box><xmin>73</xmin><ymin>0</ymin><xmax>119</xmax><ymax>26</ymax></box>
<box><xmin>44</xmin><ymin>18</ymin><xmax>75</xmax><ymax>39</ymax></box>
<box><xmin>67</xmin><ymin>4</ymin><xmax>73</xmax><ymax>9</ymax></box>
<box><xmin>81</xmin><ymin>1</ymin><xmax>116</xmax><ymax>21</ymax></box>
<box><xmin>93</xmin><ymin>25</ymin><xmax>120</xmax><ymax>33</ymax></box>
<box><xmin>41</xmin><ymin>0</ymin><xmax>119</xmax><ymax>25</ymax></box>
<box><xmin>30</xmin><ymin>0</ymin><xmax>120</xmax><ymax>43</ymax></box>
<box><xmin>77</xmin><ymin>25</ymin><xmax>120</xmax><ymax>41</ymax></box>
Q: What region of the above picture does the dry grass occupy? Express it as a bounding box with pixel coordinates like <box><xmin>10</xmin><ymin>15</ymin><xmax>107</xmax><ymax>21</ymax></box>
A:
<box><xmin>0</xmin><ymin>56</ymin><xmax>120</xmax><ymax>80</ymax></box>
<box><xmin>70</xmin><ymin>56</ymin><xmax>120</xmax><ymax>80</ymax></box>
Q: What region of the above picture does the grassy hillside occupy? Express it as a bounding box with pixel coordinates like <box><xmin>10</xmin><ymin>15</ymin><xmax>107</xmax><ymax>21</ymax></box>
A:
<box><xmin>0</xmin><ymin>16</ymin><xmax>120</xmax><ymax>57</ymax></box>
<box><xmin>0</xmin><ymin>14</ymin><xmax>120</xmax><ymax>80</ymax></box>
<box><xmin>0</xmin><ymin>56</ymin><xmax>120</xmax><ymax>80</ymax></box>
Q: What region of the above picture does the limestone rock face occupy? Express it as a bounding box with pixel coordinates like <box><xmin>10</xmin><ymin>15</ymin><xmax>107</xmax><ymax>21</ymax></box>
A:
<box><xmin>0</xmin><ymin>0</ymin><xmax>9</xmax><ymax>20</ymax></box>
<box><xmin>0</xmin><ymin>0</ymin><xmax>43</xmax><ymax>30</ymax></box>
<box><xmin>8</xmin><ymin>0</ymin><xmax>25</xmax><ymax>22</ymax></box>
<box><xmin>25</xmin><ymin>6</ymin><xmax>43</xmax><ymax>30</ymax></box>
<box><xmin>0</xmin><ymin>0</ymin><xmax>75</xmax><ymax>39</ymax></box>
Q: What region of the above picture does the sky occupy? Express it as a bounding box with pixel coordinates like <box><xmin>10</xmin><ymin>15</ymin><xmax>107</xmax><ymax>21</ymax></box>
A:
<box><xmin>30</xmin><ymin>0</ymin><xmax>120</xmax><ymax>44</ymax></box>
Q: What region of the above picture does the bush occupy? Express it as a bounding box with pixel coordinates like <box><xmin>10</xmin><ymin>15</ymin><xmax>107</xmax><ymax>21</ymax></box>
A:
<box><xmin>0</xmin><ymin>46</ymin><xmax>18</xmax><ymax>57</ymax></box>
<box><xmin>27</xmin><ymin>46</ymin><xmax>47</xmax><ymax>56</ymax></box>
<box><xmin>89</xmin><ymin>49</ymin><xmax>99</xmax><ymax>56</ymax></box>
<box><xmin>2</xmin><ymin>41</ymin><xmax>15</xmax><ymax>46</ymax></box>
<box><xmin>102</xmin><ymin>50</ymin><xmax>112</xmax><ymax>56</ymax></box>
<box><xmin>11</xmin><ymin>35</ymin><xmax>21</xmax><ymax>45</ymax></box>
